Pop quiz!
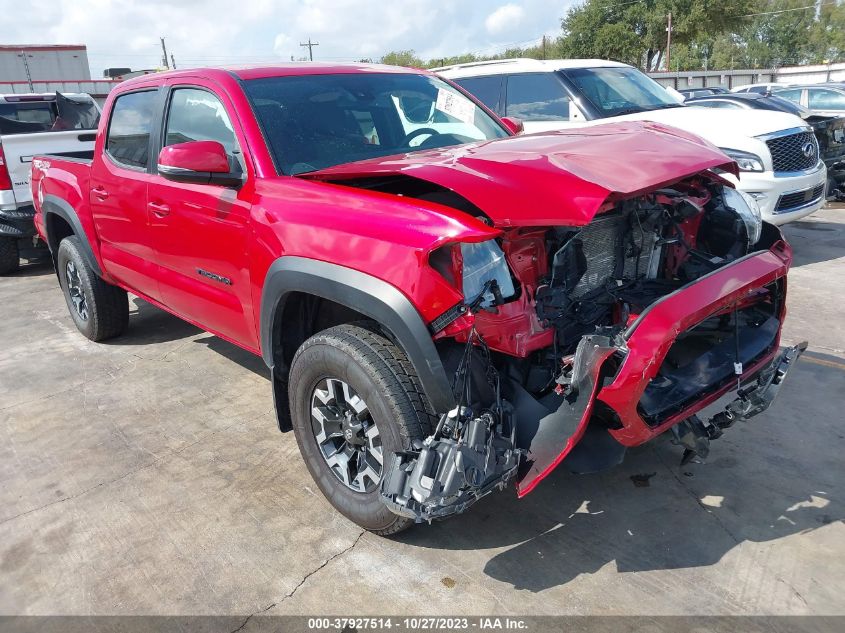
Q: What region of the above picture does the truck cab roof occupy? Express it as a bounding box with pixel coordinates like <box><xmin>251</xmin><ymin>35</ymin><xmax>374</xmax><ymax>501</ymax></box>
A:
<box><xmin>117</xmin><ymin>62</ymin><xmax>428</xmax><ymax>91</ymax></box>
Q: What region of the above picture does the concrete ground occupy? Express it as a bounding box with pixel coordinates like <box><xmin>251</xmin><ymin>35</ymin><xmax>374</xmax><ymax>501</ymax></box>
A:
<box><xmin>0</xmin><ymin>206</ymin><xmax>842</xmax><ymax>617</ymax></box>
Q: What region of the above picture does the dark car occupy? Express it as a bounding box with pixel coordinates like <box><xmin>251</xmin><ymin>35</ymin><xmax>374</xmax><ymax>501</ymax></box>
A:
<box><xmin>677</xmin><ymin>87</ymin><xmax>729</xmax><ymax>99</ymax></box>
<box><xmin>688</xmin><ymin>92</ymin><xmax>845</xmax><ymax>199</ymax></box>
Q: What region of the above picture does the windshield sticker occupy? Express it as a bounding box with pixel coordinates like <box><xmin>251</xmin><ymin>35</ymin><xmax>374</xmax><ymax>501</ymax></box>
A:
<box><xmin>436</xmin><ymin>89</ymin><xmax>475</xmax><ymax>125</ymax></box>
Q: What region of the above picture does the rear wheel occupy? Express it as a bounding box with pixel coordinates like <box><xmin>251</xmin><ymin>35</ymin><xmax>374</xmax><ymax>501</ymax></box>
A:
<box><xmin>57</xmin><ymin>236</ymin><xmax>129</xmax><ymax>341</ymax></box>
<box><xmin>0</xmin><ymin>237</ymin><xmax>19</xmax><ymax>275</ymax></box>
<box><xmin>288</xmin><ymin>323</ymin><xmax>435</xmax><ymax>535</ymax></box>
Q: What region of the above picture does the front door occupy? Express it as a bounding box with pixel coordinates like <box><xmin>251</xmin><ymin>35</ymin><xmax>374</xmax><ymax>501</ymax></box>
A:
<box><xmin>89</xmin><ymin>88</ymin><xmax>162</xmax><ymax>302</ymax></box>
<box><xmin>147</xmin><ymin>82</ymin><xmax>256</xmax><ymax>348</ymax></box>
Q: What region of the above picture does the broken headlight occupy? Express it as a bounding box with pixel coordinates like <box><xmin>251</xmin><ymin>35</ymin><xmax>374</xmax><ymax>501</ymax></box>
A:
<box><xmin>460</xmin><ymin>240</ymin><xmax>517</xmax><ymax>308</ymax></box>
<box><xmin>723</xmin><ymin>186</ymin><xmax>763</xmax><ymax>245</ymax></box>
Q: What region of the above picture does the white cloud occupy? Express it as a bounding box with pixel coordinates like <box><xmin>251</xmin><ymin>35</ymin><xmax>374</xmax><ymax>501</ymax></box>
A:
<box><xmin>0</xmin><ymin>0</ymin><xmax>570</xmax><ymax>76</ymax></box>
<box><xmin>485</xmin><ymin>4</ymin><xmax>525</xmax><ymax>35</ymax></box>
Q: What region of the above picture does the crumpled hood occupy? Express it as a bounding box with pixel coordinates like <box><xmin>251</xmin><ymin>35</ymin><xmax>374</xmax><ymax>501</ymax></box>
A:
<box><xmin>301</xmin><ymin>120</ymin><xmax>737</xmax><ymax>227</ymax></box>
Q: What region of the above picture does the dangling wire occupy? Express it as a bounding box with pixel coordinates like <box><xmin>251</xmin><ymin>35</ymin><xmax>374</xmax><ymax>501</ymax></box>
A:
<box><xmin>733</xmin><ymin>302</ymin><xmax>743</xmax><ymax>391</ymax></box>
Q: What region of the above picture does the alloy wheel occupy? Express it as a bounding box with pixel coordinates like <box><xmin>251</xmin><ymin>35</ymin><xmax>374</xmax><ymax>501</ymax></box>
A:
<box><xmin>310</xmin><ymin>377</ymin><xmax>383</xmax><ymax>493</ymax></box>
<box><xmin>65</xmin><ymin>260</ymin><xmax>89</xmax><ymax>321</ymax></box>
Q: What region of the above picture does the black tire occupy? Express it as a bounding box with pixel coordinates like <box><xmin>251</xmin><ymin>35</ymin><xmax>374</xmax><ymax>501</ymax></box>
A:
<box><xmin>57</xmin><ymin>236</ymin><xmax>129</xmax><ymax>341</ymax></box>
<box><xmin>0</xmin><ymin>237</ymin><xmax>19</xmax><ymax>275</ymax></box>
<box><xmin>289</xmin><ymin>323</ymin><xmax>436</xmax><ymax>536</ymax></box>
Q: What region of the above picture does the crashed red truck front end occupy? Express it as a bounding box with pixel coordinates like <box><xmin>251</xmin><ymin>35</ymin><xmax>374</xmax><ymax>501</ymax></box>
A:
<box><xmin>306</xmin><ymin>121</ymin><xmax>805</xmax><ymax>521</ymax></box>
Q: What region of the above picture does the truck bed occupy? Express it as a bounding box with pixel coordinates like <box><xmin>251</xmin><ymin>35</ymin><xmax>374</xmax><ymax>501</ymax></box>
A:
<box><xmin>1</xmin><ymin>130</ymin><xmax>96</xmax><ymax>208</ymax></box>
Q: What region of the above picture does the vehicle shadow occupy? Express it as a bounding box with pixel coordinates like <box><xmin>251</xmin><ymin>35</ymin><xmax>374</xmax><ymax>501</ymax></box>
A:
<box><xmin>102</xmin><ymin>296</ymin><xmax>268</xmax><ymax>377</ymax></box>
<box><xmin>397</xmin><ymin>436</ymin><xmax>839</xmax><ymax>591</ymax></box>
<box><xmin>782</xmin><ymin>219</ymin><xmax>844</xmax><ymax>267</ymax></box>
<box><xmin>7</xmin><ymin>258</ymin><xmax>53</xmax><ymax>278</ymax></box>
<box><xmin>105</xmin><ymin>297</ymin><xmax>201</xmax><ymax>346</ymax></box>
<box><xmin>193</xmin><ymin>333</ymin><xmax>269</xmax><ymax>380</ymax></box>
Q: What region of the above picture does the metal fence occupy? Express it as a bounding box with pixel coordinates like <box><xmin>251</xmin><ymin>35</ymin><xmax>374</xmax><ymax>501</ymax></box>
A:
<box><xmin>650</xmin><ymin>62</ymin><xmax>845</xmax><ymax>90</ymax></box>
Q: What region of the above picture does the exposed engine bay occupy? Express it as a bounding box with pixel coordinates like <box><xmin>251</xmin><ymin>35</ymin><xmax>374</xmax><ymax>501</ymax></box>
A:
<box><xmin>377</xmin><ymin>174</ymin><xmax>803</xmax><ymax>523</ymax></box>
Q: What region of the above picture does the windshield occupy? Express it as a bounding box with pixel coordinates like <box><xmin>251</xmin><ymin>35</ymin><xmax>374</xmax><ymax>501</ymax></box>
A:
<box><xmin>562</xmin><ymin>67</ymin><xmax>680</xmax><ymax>118</ymax></box>
<box><xmin>243</xmin><ymin>73</ymin><xmax>509</xmax><ymax>175</ymax></box>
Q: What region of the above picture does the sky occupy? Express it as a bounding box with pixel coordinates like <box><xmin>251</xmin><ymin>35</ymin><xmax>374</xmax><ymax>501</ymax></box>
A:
<box><xmin>2</xmin><ymin>0</ymin><xmax>575</xmax><ymax>77</ymax></box>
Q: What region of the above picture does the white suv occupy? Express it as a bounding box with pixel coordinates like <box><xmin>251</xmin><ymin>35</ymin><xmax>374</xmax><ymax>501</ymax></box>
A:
<box><xmin>437</xmin><ymin>59</ymin><xmax>827</xmax><ymax>225</ymax></box>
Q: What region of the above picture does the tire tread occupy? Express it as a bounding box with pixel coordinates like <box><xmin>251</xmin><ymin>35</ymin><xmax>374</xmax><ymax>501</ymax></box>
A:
<box><xmin>289</xmin><ymin>322</ymin><xmax>437</xmax><ymax>536</ymax></box>
<box><xmin>58</xmin><ymin>237</ymin><xmax>128</xmax><ymax>341</ymax></box>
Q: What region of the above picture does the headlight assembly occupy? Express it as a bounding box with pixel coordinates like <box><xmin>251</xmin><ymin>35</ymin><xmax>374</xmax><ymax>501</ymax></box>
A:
<box><xmin>720</xmin><ymin>148</ymin><xmax>765</xmax><ymax>173</ymax></box>
<box><xmin>460</xmin><ymin>240</ymin><xmax>516</xmax><ymax>308</ymax></box>
<box><xmin>723</xmin><ymin>186</ymin><xmax>763</xmax><ymax>246</ymax></box>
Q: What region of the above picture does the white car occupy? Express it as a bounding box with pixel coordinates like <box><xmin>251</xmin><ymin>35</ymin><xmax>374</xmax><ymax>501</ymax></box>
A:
<box><xmin>437</xmin><ymin>59</ymin><xmax>827</xmax><ymax>225</ymax></box>
<box><xmin>0</xmin><ymin>92</ymin><xmax>99</xmax><ymax>272</ymax></box>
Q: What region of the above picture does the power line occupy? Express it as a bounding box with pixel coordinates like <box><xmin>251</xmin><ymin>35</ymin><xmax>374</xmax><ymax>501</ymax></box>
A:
<box><xmin>300</xmin><ymin>38</ymin><xmax>319</xmax><ymax>61</ymax></box>
<box><xmin>736</xmin><ymin>1</ymin><xmax>839</xmax><ymax>18</ymax></box>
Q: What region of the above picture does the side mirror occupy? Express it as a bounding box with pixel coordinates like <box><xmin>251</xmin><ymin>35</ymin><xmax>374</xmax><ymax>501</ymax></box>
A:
<box><xmin>500</xmin><ymin>116</ymin><xmax>524</xmax><ymax>135</ymax></box>
<box><xmin>157</xmin><ymin>140</ymin><xmax>243</xmax><ymax>187</ymax></box>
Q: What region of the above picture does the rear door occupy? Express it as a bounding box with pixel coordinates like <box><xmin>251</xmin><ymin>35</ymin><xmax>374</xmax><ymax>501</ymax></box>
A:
<box><xmin>90</xmin><ymin>88</ymin><xmax>163</xmax><ymax>301</ymax></box>
<box><xmin>453</xmin><ymin>75</ymin><xmax>504</xmax><ymax>115</ymax></box>
<box><xmin>503</xmin><ymin>73</ymin><xmax>577</xmax><ymax>133</ymax></box>
<box><xmin>146</xmin><ymin>80</ymin><xmax>256</xmax><ymax>348</ymax></box>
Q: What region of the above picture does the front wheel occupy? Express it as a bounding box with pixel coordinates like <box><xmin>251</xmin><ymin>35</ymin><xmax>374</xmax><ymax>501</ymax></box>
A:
<box><xmin>57</xmin><ymin>236</ymin><xmax>129</xmax><ymax>341</ymax></box>
<box><xmin>288</xmin><ymin>324</ymin><xmax>435</xmax><ymax>535</ymax></box>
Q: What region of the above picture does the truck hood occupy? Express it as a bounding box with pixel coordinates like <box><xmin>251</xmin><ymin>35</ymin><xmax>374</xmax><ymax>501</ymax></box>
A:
<box><xmin>301</xmin><ymin>121</ymin><xmax>736</xmax><ymax>227</ymax></box>
<box><xmin>613</xmin><ymin>106</ymin><xmax>810</xmax><ymax>148</ymax></box>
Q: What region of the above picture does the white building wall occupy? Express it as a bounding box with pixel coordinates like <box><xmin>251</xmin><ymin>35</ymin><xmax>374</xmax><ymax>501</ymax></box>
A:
<box><xmin>0</xmin><ymin>46</ymin><xmax>91</xmax><ymax>82</ymax></box>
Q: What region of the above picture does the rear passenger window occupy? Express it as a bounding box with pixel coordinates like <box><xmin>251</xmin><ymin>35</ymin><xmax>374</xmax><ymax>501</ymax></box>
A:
<box><xmin>106</xmin><ymin>91</ymin><xmax>157</xmax><ymax>169</ymax></box>
<box><xmin>808</xmin><ymin>89</ymin><xmax>845</xmax><ymax>111</ymax></box>
<box><xmin>505</xmin><ymin>73</ymin><xmax>571</xmax><ymax>121</ymax></box>
<box><xmin>455</xmin><ymin>76</ymin><xmax>502</xmax><ymax>113</ymax></box>
<box><xmin>164</xmin><ymin>88</ymin><xmax>238</xmax><ymax>154</ymax></box>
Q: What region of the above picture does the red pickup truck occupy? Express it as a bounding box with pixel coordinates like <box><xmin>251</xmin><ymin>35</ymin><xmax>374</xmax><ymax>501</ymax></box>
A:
<box><xmin>31</xmin><ymin>63</ymin><xmax>805</xmax><ymax>535</ymax></box>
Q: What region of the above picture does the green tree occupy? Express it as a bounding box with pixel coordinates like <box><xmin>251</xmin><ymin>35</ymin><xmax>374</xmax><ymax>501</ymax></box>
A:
<box><xmin>559</xmin><ymin>0</ymin><xmax>756</xmax><ymax>70</ymax></box>
<box><xmin>808</xmin><ymin>0</ymin><xmax>845</xmax><ymax>63</ymax></box>
<box><xmin>379</xmin><ymin>50</ymin><xmax>424</xmax><ymax>68</ymax></box>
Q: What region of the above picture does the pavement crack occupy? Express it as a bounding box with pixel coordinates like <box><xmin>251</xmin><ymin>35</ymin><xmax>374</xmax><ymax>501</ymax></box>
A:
<box><xmin>775</xmin><ymin>574</ymin><xmax>809</xmax><ymax>607</ymax></box>
<box><xmin>280</xmin><ymin>530</ymin><xmax>365</xmax><ymax>604</ymax></box>
<box><xmin>227</xmin><ymin>531</ymin><xmax>364</xmax><ymax>627</ymax></box>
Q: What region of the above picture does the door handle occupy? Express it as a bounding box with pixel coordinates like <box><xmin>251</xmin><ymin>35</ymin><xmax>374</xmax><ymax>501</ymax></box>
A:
<box><xmin>92</xmin><ymin>186</ymin><xmax>109</xmax><ymax>201</ymax></box>
<box><xmin>148</xmin><ymin>201</ymin><xmax>170</xmax><ymax>217</ymax></box>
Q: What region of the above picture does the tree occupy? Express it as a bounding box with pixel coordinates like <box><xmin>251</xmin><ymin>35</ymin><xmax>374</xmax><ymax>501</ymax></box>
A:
<box><xmin>559</xmin><ymin>0</ymin><xmax>756</xmax><ymax>71</ymax></box>
<box><xmin>379</xmin><ymin>50</ymin><xmax>424</xmax><ymax>68</ymax></box>
<box><xmin>808</xmin><ymin>0</ymin><xmax>845</xmax><ymax>63</ymax></box>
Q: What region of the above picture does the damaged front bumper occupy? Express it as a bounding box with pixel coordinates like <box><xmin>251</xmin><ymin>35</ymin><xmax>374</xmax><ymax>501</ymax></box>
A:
<box><xmin>380</xmin><ymin>227</ymin><xmax>803</xmax><ymax>520</ymax></box>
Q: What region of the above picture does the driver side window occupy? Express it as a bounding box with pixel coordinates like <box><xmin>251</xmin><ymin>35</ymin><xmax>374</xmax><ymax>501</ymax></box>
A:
<box><xmin>165</xmin><ymin>88</ymin><xmax>239</xmax><ymax>155</ymax></box>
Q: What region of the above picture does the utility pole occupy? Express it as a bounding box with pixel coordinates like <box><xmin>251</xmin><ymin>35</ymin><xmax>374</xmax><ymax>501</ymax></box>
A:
<box><xmin>160</xmin><ymin>37</ymin><xmax>170</xmax><ymax>69</ymax></box>
<box><xmin>665</xmin><ymin>12</ymin><xmax>672</xmax><ymax>72</ymax></box>
<box><xmin>18</xmin><ymin>50</ymin><xmax>34</xmax><ymax>91</ymax></box>
<box><xmin>300</xmin><ymin>38</ymin><xmax>319</xmax><ymax>61</ymax></box>
<box><xmin>170</xmin><ymin>53</ymin><xmax>177</xmax><ymax>69</ymax></box>
<box><xmin>541</xmin><ymin>35</ymin><xmax>547</xmax><ymax>60</ymax></box>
